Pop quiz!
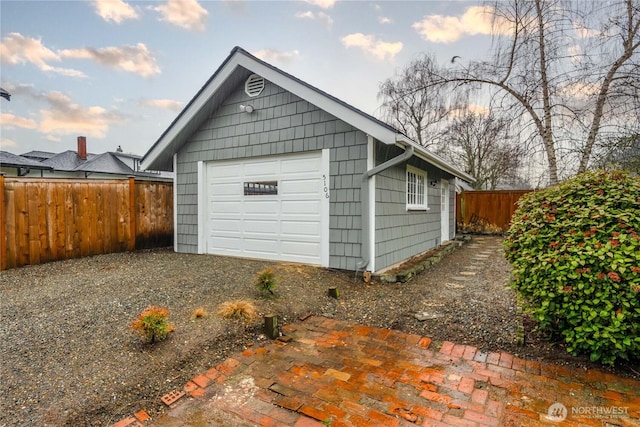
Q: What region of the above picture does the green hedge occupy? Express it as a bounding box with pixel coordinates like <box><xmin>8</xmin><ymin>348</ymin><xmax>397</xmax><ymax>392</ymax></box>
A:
<box><xmin>504</xmin><ymin>170</ymin><xmax>640</xmax><ymax>365</ymax></box>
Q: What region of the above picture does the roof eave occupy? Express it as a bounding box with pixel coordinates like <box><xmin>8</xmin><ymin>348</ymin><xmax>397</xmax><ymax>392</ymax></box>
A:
<box><xmin>395</xmin><ymin>134</ymin><xmax>476</xmax><ymax>183</ymax></box>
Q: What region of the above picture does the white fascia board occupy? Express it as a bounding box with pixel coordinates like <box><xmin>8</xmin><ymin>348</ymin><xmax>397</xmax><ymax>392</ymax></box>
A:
<box><xmin>141</xmin><ymin>58</ymin><xmax>242</xmax><ymax>171</ymax></box>
<box><xmin>396</xmin><ymin>135</ymin><xmax>475</xmax><ymax>183</ymax></box>
<box><xmin>235</xmin><ymin>55</ymin><xmax>398</xmax><ymax>145</ymax></box>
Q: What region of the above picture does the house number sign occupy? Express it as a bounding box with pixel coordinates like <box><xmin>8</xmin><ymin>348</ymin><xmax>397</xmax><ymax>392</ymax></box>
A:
<box><xmin>322</xmin><ymin>174</ymin><xmax>330</xmax><ymax>199</ymax></box>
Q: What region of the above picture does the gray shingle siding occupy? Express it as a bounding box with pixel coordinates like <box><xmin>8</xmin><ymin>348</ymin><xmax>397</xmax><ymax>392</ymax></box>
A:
<box><xmin>373</xmin><ymin>143</ymin><xmax>455</xmax><ymax>271</ymax></box>
<box><xmin>175</xmin><ymin>79</ymin><xmax>366</xmax><ymax>270</ymax></box>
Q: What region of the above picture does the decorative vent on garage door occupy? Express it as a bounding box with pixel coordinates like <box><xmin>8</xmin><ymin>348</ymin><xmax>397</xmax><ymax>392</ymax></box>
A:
<box><xmin>245</xmin><ymin>74</ymin><xmax>265</xmax><ymax>97</ymax></box>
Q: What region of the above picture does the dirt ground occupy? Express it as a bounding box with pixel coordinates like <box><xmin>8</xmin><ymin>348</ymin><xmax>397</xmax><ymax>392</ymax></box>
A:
<box><xmin>0</xmin><ymin>235</ymin><xmax>637</xmax><ymax>426</ymax></box>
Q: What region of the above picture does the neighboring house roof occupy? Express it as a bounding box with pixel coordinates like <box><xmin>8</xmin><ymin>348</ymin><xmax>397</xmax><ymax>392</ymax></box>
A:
<box><xmin>20</xmin><ymin>150</ymin><xmax>56</xmax><ymax>161</ymax></box>
<box><xmin>74</xmin><ymin>152</ymin><xmax>135</xmax><ymax>175</ymax></box>
<box><xmin>41</xmin><ymin>150</ymin><xmax>97</xmax><ymax>171</ymax></box>
<box><xmin>5</xmin><ymin>148</ymin><xmax>166</xmax><ymax>178</ymax></box>
<box><xmin>0</xmin><ymin>151</ymin><xmax>54</xmax><ymax>171</ymax></box>
<box><xmin>141</xmin><ymin>46</ymin><xmax>475</xmax><ymax>183</ymax></box>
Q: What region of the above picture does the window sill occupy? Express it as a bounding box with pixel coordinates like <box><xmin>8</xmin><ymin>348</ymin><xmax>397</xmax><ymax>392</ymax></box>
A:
<box><xmin>406</xmin><ymin>207</ymin><xmax>430</xmax><ymax>212</ymax></box>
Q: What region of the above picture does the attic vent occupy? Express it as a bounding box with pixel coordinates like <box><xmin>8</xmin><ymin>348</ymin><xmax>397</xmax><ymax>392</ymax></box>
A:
<box><xmin>245</xmin><ymin>74</ymin><xmax>265</xmax><ymax>97</ymax></box>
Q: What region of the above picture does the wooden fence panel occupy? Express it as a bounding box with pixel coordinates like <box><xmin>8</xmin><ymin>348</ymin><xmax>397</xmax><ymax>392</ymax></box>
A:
<box><xmin>456</xmin><ymin>190</ymin><xmax>532</xmax><ymax>231</ymax></box>
<box><xmin>1</xmin><ymin>177</ymin><xmax>173</xmax><ymax>270</ymax></box>
<box><xmin>135</xmin><ymin>180</ymin><xmax>173</xmax><ymax>249</ymax></box>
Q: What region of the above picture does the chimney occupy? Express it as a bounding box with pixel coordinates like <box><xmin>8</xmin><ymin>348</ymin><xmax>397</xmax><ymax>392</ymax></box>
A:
<box><xmin>77</xmin><ymin>136</ymin><xmax>87</xmax><ymax>160</ymax></box>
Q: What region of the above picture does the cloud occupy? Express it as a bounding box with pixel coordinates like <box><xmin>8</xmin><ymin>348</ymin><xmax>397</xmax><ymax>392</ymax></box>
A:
<box><xmin>252</xmin><ymin>49</ymin><xmax>300</xmax><ymax>64</ymax></box>
<box><xmin>38</xmin><ymin>91</ymin><xmax>126</xmax><ymax>138</ymax></box>
<box><xmin>0</xmin><ymin>33</ymin><xmax>86</xmax><ymax>77</ymax></box>
<box><xmin>448</xmin><ymin>104</ymin><xmax>490</xmax><ymax>118</ymax></box>
<box><xmin>4</xmin><ymin>85</ymin><xmax>125</xmax><ymax>139</ymax></box>
<box><xmin>378</xmin><ymin>16</ymin><xmax>392</xmax><ymax>24</ymax></box>
<box><xmin>573</xmin><ymin>22</ymin><xmax>602</xmax><ymax>39</ymax></box>
<box><xmin>92</xmin><ymin>0</ymin><xmax>139</xmax><ymax>23</ymax></box>
<box><xmin>153</xmin><ymin>0</ymin><xmax>208</xmax><ymax>31</ymax></box>
<box><xmin>560</xmin><ymin>82</ymin><xmax>600</xmax><ymax>100</ymax></box>
<box><xmin>341</xmin><ymin>33</ymin><xmax>402</xmax><ymax>61</ymax></box>
<box><xmin>139</xmin><ymin>99</ymin><xmax>183</xmax><ymax>111</ymax></box>
<box><xmin>413</xmin><ymin>5</ymin><xmax>511</xmax><ymax>43</ymax></box>
<box><xmin>60</xmin><ymin>43</ymin><xmax>160</xmax><ymax>78</ymax></box>
<box><xmin>295</xmin><ymin>10</ymin><xmax>333</xmax><ymax>28</ymax></box>
<box><xmin>1</xmin><ymin>138</ymin><xmax>17</xmax><ymax>148</ymax></box>
<box><xmin>0</xmin><ymin>113</ymin><xmax>38</xmax><ymax>129</ymax></box>
<box><xmin>305</xmin><ymin>0</ymin><xmax>336</xmax><ymax>9</ymax></box>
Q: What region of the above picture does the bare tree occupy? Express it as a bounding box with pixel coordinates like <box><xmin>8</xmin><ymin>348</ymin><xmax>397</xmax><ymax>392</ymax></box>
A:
<box><xmin>594</xmin><ymin>133</ymin><xmax>640</xmax><ymax>173</ymax></box>
<box><xmin>377</xmin><ymin>54</ymin><xmax>454</xmax><ymax>148</ymax></box>
<box><xmin>436</xmin><ymin>111</ymin><xmax>526</xmax><ymax>190</ymax></box>
<box><xmin>442</xmin><ymin>0</ymin><xmax>640</xmax><ymax>184</ymax></box>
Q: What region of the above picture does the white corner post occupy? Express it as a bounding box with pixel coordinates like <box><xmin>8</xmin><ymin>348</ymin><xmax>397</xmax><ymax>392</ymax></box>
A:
<box><xmin>173</xmin><ymin>153</ymin><xmax>178</xmax><ymax>252</ymax></box>
<box><xmin>197</xmin><ymin>161</ymin><xmax>205</xmax><ymax>254</ymax></box>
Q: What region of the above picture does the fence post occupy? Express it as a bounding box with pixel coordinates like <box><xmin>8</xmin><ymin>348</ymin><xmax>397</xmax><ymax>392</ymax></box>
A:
<box><xmin>129</xmin><ymin>176</ymin><xmax>136</xmax><ymax>251</ymax></box>
<box><xmin>0</xmin><ymin>174</ymin><xmax>5</xmax><ymax>271</ymax></box>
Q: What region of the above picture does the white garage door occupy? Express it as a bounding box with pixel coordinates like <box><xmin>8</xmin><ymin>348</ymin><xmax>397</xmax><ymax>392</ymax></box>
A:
<box><xmin>204</xmin><ymin>151</ymin><xmax>328</xmax><ymax>265</ymax></box>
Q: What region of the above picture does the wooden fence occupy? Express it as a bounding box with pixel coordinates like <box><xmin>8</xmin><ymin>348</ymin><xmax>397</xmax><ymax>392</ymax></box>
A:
<box><xmin>0</xmin><ymin>176</ymin><xmax>173</xmax><ymax>270</ymax></box>
<box><xmin>456</xmin><ymin>190</ymin><xmax>532</xmax><ymax>231</ymax></box>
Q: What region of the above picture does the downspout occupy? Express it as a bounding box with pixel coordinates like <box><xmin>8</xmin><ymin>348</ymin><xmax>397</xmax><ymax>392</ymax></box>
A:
<box><xmin>356</xmin><ymin>145</ymin><xmax>414</xmax><ymax>271</ymax></box>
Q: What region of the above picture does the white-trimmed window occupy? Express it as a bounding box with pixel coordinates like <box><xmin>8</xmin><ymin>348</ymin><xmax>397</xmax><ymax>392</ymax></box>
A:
<box><xmin>406</xmin><ymin>165</ymin><xmax>427</xmax><ymax>210</ymax></box>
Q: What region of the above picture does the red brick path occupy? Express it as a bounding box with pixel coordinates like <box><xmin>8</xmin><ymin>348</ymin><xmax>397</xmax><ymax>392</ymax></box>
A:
<box><xmin>136</xmin><ymin>316</ymin><xmax>639</xmax><ymax>426</ymax></box>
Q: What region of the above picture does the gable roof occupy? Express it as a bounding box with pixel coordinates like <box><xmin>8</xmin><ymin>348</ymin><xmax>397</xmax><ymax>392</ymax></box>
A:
<box><xmin>74</xmin><ymin>152</ymin><xmax>134</xmax><ymax>175</ymax></box>
<box><xmin>21</xmin><ymin>150</ymin><xmax>56</xmax><ymax>161</ymax></box>
<box><xmin>41</xmin><ymin>150</ymin><xmax>97</xmax><ymax>171</ymax></box>
<box><xmin>142</xmin><ymin>46</ymin><xmax>474</xmax><ymax>183</ymax></box>
<box><xmin>0</xmin><ymin>151</ymin><xmax>54</xmax><ymax>170</ymax></box>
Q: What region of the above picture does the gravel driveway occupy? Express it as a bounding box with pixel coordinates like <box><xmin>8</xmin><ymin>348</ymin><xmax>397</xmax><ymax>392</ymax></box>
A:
<box><xmin>1</xmin><ymin>236</ymin><xmax>635</xmax><ymax>426</ymax></box>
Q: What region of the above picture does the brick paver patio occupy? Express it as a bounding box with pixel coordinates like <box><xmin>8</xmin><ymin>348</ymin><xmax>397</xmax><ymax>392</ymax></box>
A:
<box><xmin>116</xmin><ymin>316</ymin><xmax>640</xmax><ymax>427</ymax></box>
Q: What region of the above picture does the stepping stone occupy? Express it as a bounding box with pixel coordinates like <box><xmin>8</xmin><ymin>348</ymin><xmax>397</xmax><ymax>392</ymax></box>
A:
<box><xmin>451</xmin><ymin>276</ymin><xmax>471</xmax><ymax>281</ymax></box>
<box><xmin>445</xmin><ymin>282</ymin><xmax>464</xmax><ymax>289</ymax></box>
<box><xmin>422</xmin><ymin>302</ymin><xmax>445</xmax><ymax>307</ymax></box>
<box><xmin>459</xmin><ymin>271</ymin><xmax>477</xmax><ymax>276</ymax></box>
<box><xmin>413</xmin><ymin>310</ymin><xmax>443</xmax><ymax>321</ymax></box>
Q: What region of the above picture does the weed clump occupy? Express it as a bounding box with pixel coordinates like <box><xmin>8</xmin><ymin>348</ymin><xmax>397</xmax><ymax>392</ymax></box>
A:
<box><xmin>217</xmin><ymin>300</ymin><xmax>257</xmax><ymax>323</ymax></box>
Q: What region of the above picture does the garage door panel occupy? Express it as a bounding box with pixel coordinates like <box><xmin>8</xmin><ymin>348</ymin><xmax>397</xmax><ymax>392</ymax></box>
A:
<box><xmin>281</xmin><ymin>220</ymin><xmax>320</xmax><ymax>236</ymax></box>
<box><xmin>206</xmin><ymin>152</ymin><xmax>325</xmax><ymax>265</ymax></box>
<box><xmin>280</xmin><ymin>179</ymin><xmax>320</xmax><ymax>195</ymax></box>
<box><xmin>211</xmin><ymin>163</ymin><xmax>244</xmax><ymax>179</ymax></box>
<box><xmin>243</xmin><ymin>200</ymin><xmax>278</xmax><ymax>214</ymax></box>
<box><xmin>209</xmin><ymin>201</ymin><xmax>242</xmax><ymax>214</ymax></box>
<box><xmin>210</xmin><ymin>182</ymin><xmax>240</xmax><ymax>196</ymax></box>
<box><xmin>281</xmin><ymin>200</ymin><xmax>321</xmax><ymax>215</ymax></box>
<box><xmin>209</xmin><ymin>218</ymin><xmax>241</xmax><ymax>232</ymax></box>
<box><xmin>244</xmin><ymin>219</ymin><xmax>279</xmax><ymax>233</ymax></box>
<box><xmin>281</xmin><ymin>241</ymin><xmax>320</xmax><ymax>257</ymax></box>
<box><xmin>209</xmin><ymin>236</ymin><xmax>242</xmax><ymax>251</ymax></box>
<box><xmin>281</xmin><ymin>156</ymin><xmax>321</xmax><ymax>174</ymax></box>
<box><xmin>242</xmin><ymin>160</ymin><xmax>278</xmax><ymax>177</ymax></box>
<box><xmin>243</xmin><ymin>238</ymin><xmax>278</xmax><ymax>254</ymax></box>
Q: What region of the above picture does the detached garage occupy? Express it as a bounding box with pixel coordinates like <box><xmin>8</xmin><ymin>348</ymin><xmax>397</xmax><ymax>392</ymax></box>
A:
<box><xmin>142</xmin><ymin>47</ymin><xmax>474</xmax><ymax>273</ymax></box>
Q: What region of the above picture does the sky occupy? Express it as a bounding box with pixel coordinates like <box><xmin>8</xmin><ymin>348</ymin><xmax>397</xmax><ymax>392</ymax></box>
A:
<box><xmin>0</xmin><ymin>0</ymin><xmax>499</xmax><ymax>158</ymax></box>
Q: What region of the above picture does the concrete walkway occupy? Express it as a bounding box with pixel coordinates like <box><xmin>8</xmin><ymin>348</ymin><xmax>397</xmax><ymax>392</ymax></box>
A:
<box><xmin>122</xmin><ymin>316</ymin><xmax>640</xmax><ymax>427</ymax></box>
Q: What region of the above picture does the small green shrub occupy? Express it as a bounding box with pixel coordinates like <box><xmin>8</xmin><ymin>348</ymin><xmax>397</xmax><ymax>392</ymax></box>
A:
<box><xmin>130</xmin><ymin>306</ymin><xmax>175</xmax><ymax>343</ymax></box>
<box><xmin>504</xmin><ymin>170</ymin><xmax>640</xmax><ymax>365</ymax></box>
<box><xmin>255</xmin><ymin>268</ymin><xmax>278</xmax><ymax>297</ymax></box>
